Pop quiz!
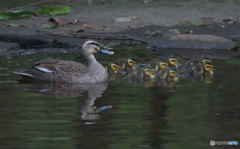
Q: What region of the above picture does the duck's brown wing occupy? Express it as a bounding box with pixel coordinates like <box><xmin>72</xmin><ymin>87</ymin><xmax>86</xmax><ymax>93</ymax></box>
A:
<box><xmin>16</xmin><ymin>59</ymin><xmax>87</xmax><ymax>82</ymax></box>
<box><xmin>34</xmin><ymin>59</ymin><xmax>87</xmax><ymax>73</ymax></box>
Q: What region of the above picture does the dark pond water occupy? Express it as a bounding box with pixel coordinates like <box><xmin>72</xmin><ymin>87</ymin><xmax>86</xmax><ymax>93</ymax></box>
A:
<box><xmin>0</xmin><ymin>44</ymin><xmax>240</xmax><ymax>149</ymax></box>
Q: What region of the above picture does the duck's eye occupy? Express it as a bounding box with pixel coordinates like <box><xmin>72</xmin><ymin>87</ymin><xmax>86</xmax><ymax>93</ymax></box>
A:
<box><xmin>87</xmin><ymin>42</ymin><xmax>101</xmax><ymax>51</ymax></box>
<box><xmin>88</xmin><ymin>42</ymin><xmax>100</xmax><ymax>47</ymax></box>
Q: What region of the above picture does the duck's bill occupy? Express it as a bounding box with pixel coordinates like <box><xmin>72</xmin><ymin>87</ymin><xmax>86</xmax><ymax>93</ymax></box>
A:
<box><xmin>99</xmin><ymin>49</ymin><xmax>114</xmax><ymax>55</ymax></box>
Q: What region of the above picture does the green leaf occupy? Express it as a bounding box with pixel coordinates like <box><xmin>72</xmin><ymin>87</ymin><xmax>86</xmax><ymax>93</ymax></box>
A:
<box><xmin>7</xmin><ymin>23</ymin><xmax>20</xmax><ymax>27</ymax></box>
<box><xmin>38</xmin><ymin>5</ymin><xmax>71</xmax><ymax>16</ymax></box>
<box><xmin>41</xmin><ymin>23</ymin><xmax>58</xmax><ymax>29</ymax></box>
<box><xmin>0</xmin><ymin>11</ymin><xmax>36</xmax><ymax>20</ymax></box>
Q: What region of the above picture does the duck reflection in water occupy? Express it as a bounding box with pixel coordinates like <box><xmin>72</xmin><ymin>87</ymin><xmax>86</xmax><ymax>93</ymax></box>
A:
<box><xmin>19</xmin><ymin>80</ymin><xmax>112</xmax><ymax>125</ymax></box>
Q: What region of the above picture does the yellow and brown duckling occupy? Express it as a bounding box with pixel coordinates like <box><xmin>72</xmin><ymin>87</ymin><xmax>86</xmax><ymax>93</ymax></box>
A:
<box><xmin>141</xmin><ymin>68</ymin><xmax>155</xmax><ymax>87</ymax></box>
<box><xmin>108</xmin><ymin>63</ymin><xmax>127</xmax><ymax>80</ymax></box>
<box><xmin>143</xmin><ymin>68</ymin><xmax>155</xmax><ymax>80</ymax></box>
<box><xmin>127</xmin><ymin>59</ymin><xmax>137</xmax><ymax>69</ymax></box>
<box><xmin>126</xmin><ymin>59</ymin><xmax>149</xmax><ymax>77</ymax></box>
<box><xmin>155</xmin><ymin>62</ymin><xmax>168</xmax><ymax>71</ymax></box>
<box><xmin>109</xmin><ymin>63</ymin><xmax>121</xmax><ymax>74</ymax></box>
<box><xmin>112</xmin><ymin>58</ymin><xmax>137</xmax><ymax>72</ymax></box>
<box><xmin>203</xmin><ymin>63</ymin><xmax>214</xmax><ymax>76</ymax></box>
<box><xmin>201</xmin><ymin>58</ymin><xmax>212</xmax><ymax>65</ymax></box>
<box><xmin>188</xmin><ymin>58</ymin><xmax>214</xmax><ymax>83</ymax></box>
<box><xmin>110</xmin><ymin>63</ymin><xmax>127</xmax><ymax>74</ymax></box>
<box><xmin>167</xmin><ymin>69</ymin><xmax>179</xmax><ymax>82</ymax></box>
<box><xmin>166</xmin><ymin>69</ymin><xmax>179</xmax><ymax>87</ymax></box>
<box><xmin>201</xmin><ymin>58</ymin><xmax>214</xmax><ymax>76</ymax></box>
<box><xmin>188</xmin><ymin>60</ymin><xmax>204</xmax><ymax>76</ymax></box>
<box><xmin>156</xmin><ymin>62</ymin><xmax>170</xmax><ymax>79</ymax></box>
<box><xmin>202</xmin><ymin>63</ymin><xmax>214</xmax><ymax>83</ymax></box>
<box><xmin>168</xmin><ymin>57</ymin><xmax>180</xmax><ymax>68</ymax></box>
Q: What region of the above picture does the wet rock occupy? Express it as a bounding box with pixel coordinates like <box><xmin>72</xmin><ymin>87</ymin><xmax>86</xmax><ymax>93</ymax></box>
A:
<box><xmin>0</xmin><ymin>34</ymin><xmax>53</xmax><ymax>49</ymax></box>
<box><xmin>0</xmin><ymin>41</ymin><xmax>19</xmax><ymax>50</ymax></box>
<box><xmin>151</xmin><ymin>34</ymin><xmax>236</xmax><ymax>50</ymax></box>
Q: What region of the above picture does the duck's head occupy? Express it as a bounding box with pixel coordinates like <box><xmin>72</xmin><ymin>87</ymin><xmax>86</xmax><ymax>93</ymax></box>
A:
<box><xmin>204</xmin><ymin>64</ymin><xmax>214</xmax><ymax>75</ymax></box>
<box><xmin>159</xmin><ymin>62</ymin><xmax>169</xmax><ymax>69</ymax></box>
<box><xmin>169</xmin><ymin>58</ymin><xmax>179</xmax><ymax>68</ymax></box>
<box><xmin>110</xmin><ymin>64</ymin><xmax>120</xmax><ymax>73</ymax></box>
<box><xmin>127</xmin><ymin>59</ymin><xmax>137</xmax><ymax>68</ymax></box>
<box><xmin>81</xmin><ymin>40</ymin><xmax>114</xmax><ymax>56</ymax></box>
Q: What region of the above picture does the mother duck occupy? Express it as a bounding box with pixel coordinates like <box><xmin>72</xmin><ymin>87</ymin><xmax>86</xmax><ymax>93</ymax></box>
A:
<box><xmin>15</xmin><ymin>40</ymin><xmax>114</xmax><ymax>83</ymax></box>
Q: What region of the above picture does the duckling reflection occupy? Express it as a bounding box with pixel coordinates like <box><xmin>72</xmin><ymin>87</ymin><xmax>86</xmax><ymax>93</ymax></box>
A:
<box><xmin>18</xmin><ymin>80</ymin><xmax>112</xmax><ymax>124</ymax></box>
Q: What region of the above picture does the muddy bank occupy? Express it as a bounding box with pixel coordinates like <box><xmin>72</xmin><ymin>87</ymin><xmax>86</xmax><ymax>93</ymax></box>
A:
<box><xmin>1</xmin><ymin>1</ymin><xmax>240</xmax><ymax>31</ymax></box>
<box><xmin>0</xmin><ymin>22</ymin><xmax>239</xmax><ymax>49</ymax></box>
<box><xmin>0</xmin><ymin>1</ymin><xmax>240</xmax><ymax>59</ymax></box>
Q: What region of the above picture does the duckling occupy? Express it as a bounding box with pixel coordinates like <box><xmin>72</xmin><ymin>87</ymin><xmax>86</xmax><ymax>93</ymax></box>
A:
<box><xmin>117</xmin><ymin>58</ymin><xmax>137</xmax><ymax>75</ymax></box>
<box><xmin>163</xmin><ymin>69</ymin><xmax>178</xmax><ymax>87</ymax></box>
<box><xmin>188</xmin><ymin>59</ymin><xmax>214</xmax><ymax>82</ymax></box>
<box><xmin>127</xmin><ymin>59</ymin><xmax>137</xmax><ymax>69</ymax></box>
<box><xmin>108</xmin><ymin>64</ymin><xmax>120</xmax><ymax>80</ymax></box>
<box><xmin>142</xmin><ymin>68</ymin><xmax>155</xmax><ymax>87</ymax></box>
<box><xmin>108</xmin><ymin>63</ymin><xmax>127</xmax><ymax>80</ymax></box>
<box><xmin>203</xmin><ymin>63</ymin><xmax>214</xmax><ymax>76</ymax></box>
<box><xmin>188</xmin><ymin>60</ymin><xmax>204</xmax><ymax>77</ymax></box>
<box><xmin>202</xmin><ymin>63</ymin><xmax>214</xmax><ymax>83</ymax></box>
<box><xmin>109</xmin><ymin>63</ymin><xmax>121</xmax><ymax>74</ymax></box>
<box><xmin>201</xmin><ymin>58</ymin><xmax>212</xmax><ymax>65</ymax></box>
<box><xmin>127</xmin><ymin>59</ymin><xmax>147</xmax><ymax>70</ymax></box>
<box><xmin>156</xmin><ymin>62</ymin><xmax>170</xmax><ymax>79</ymax></box>
<box><xmin>126</xmin><ymin>59</ymin><xmax>148</xmax><ymax>77</ymax></box>
<box><xmin>155</xmin><ymin>62</ymin><xmax>168</xmax><ymax>71</ymax></box>
<box><xmin>168</xmin><ymin>57</ymin><xmax>179</xmax><ymax>68</ymax></box>
<box><xmin>143</xmin><ymin>68</ymin><xmax>155</xmax><ymax>80</ymax></box>
<box><xmin>167</xmin><ymin>70</ymin><xmax>179</xmax><ymax>82</ymax></box>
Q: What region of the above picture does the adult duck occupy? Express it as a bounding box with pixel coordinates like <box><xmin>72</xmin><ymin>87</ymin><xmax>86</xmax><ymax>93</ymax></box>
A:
<box><xmin>14</xmin><ymin>40</ymin><xmax>114</xmax><ymax>83</ymax></box>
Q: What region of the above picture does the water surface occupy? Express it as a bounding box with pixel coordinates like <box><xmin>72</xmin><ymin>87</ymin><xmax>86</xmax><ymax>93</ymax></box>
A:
<box><xmin>0</xmin><ymin>46</ymin><xmax>239</xmax><ymax>149</ymax></box>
